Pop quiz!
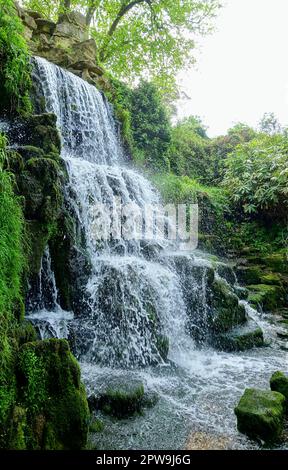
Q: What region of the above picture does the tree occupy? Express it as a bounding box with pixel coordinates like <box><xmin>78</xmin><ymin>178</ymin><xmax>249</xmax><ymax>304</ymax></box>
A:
<box><xmin>166</xmin><ymin>116</ymin><xmax>212</xmax><ymax>182</ymax></box>
<box><xmin>23</xmin><ymin>0</ymin><xmax>220</xmax><ymax>90</ymax></box>
<box><xmin>258</xmin><ymin>112</ymin><xmax>282</xmax><ymax>135</ymax></box>
<box><xmin>130</xmin><ymin>80</ymin><xmax>171</xmax><ymax>170</ymax></box>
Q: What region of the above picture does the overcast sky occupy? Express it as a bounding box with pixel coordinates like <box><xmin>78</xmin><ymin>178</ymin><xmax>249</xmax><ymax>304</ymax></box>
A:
<box><xmin>176</xmin><ymin>0</ymin><xmax>288</xmax><ymax>137</ymax></box>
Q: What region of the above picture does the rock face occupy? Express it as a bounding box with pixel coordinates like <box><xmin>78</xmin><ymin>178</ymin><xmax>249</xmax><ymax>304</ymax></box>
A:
<box><xmin>235</xmin><ymin>388</ymin><xmax>285</xmax><ymax>442</ymax></box>
<box><xmin>15</xmin><ymin>6</ymin><xmax>105</xmax><ymax>88</ymax></box>
<box><xmin>18</xmin><ymin>339</ymin><xmax>89</xmax><ymax>449</ymax></box>
<box><xmin>236</xmin><ymin>249</ymin><xmax>288</xmax><ymax>313</ymax></box>
<box><xmin>270</xmin><ymin>371</ymin><xmax>288</xmax><ymax>403</ymax></box>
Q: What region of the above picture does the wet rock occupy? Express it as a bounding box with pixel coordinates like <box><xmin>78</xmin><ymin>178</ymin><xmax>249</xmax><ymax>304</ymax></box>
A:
<box><xmin>88</xmin><ymin>378</ymin><xmax>158</xmax><ymax>418</ymax></box>
<box><xmin>235</xmin><ymin>388</ymin><xmax>285</xmax><ymax>442</ymax></box>
<box><xmin>216</xmin><ymin>262</ymin><xmax>236</xmax><ymax>286</ymax></box>
<box><xmin>270</xmin><ymin>371</ymin><xmax>288</xmax><ymax>403</ymax></box>
<box><xmin>247</xmin><ymin>284</ymin><xmax>286</xmax><ymax>311</ymax></box>
<box><xmin>215</xmin><ymin>320</ymin><xmax>264</xmax><ymax>351</ymax></box>
<box><xmin>209</xmin><ymin>279</ymin><xmax>246</xmax><ymax>333</ymax></box>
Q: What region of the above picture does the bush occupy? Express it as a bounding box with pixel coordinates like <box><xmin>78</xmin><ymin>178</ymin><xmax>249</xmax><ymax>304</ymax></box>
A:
<box><xmin>167</xmin><ymin>116</ymin><xmax>213</xmax><ymax>183</ymax></box>
<box><xmin>223</xmin><ymin>134</ymin><xmax>288</xmax><ymax>219</ymax></box>
<box><xmin>131</xmin><ymin>81</ymin><xmax>171</xmax><ymax>171</ymax></box>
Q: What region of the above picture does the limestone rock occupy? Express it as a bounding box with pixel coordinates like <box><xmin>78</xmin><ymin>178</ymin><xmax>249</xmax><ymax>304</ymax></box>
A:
<box><xmin>55</xmin><ymin>11</ymin><xmax>88</xmax><ymax>42</ymax></box>
<box><xmin>25</xmin><ymin>10</ymin><xmax>44</xmax><ymax>20</ymax></box>
<box><xmin>35</xmin><ymin>18</ymin><xmax>56</xmax><ymax>35</ymax></box>
<box><xmin>71</xmin><ymin>39</ymin><xmax>97</xmax><ymax>62</ymax></box>
<box><xmin>70</xmin><ymin>60</ymin><xmax>103</xmax><ymax>75</ymax></box>
<box><xmin>235</xmin><ymin>388</ymin><xmax>285</xmax><ymax>442</ymax></box>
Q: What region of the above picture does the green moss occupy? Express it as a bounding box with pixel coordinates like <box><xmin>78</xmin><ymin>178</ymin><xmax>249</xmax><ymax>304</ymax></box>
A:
<box><xmin>235</xmin><ymin>388</ymin><xmax>285</xmax><ymax>442</ymax></box>
<box><xmin>270</xmin><ymin>371</ymin><xmax>288</xmax><ymax>403</ymax></box>
<box><xmin>216</xmin><ymin>322</ymin><xmax>264</xmax><ymax>351</ymax></box>
<box><xmin>89</xmin><ymin>418</ymin><xmax>104</xmax><ymax>433</ymax></box>
<box><xmin>0</xmin><ymin>0</ymin><xmax>32</xmax><ymax>115</ymax></box>
<box><xmin>262</xmin><ymin>252</ymin><xmax>288</xmax><ymax>274</ymax></box>
<box><xmin>18</xmin><ymin>339</ymin><xmax>89</xmax><ymax>450</ymax></box>
<box><xmin>248</xmin><ymin>284</ymin><xmax>285</xmax><ymax>311</ymax></box>
<box><xmin>210</xmin><ymin>279</ymin><xmax>246</xmax><ymax>332</ymax></box>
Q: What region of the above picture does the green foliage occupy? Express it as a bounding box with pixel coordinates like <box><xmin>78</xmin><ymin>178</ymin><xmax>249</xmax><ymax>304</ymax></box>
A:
<box><xmin>130</xmin><ymin>81</ymin><xmax>171</xmax><ymax>171</ymax></box>
<box><xmin>0</xmin><ymin>134</ymin><xmax>25</xmax><ymax>446</ymax></box>
<box><xmin>167</xmin><ymin>116</ymin><xmax>213</xmax><ymax>183</ymax></box>
<box><xmin>223</xmin><ymin>134</ymin><xmax>288</xmax><ymax>217</ymax></box>
<box><xmin>258</xmin><ymin>112</ymin><xmax>282</xmax><ymax>136</ymax></box>
<box><xmin>0</xmin><ymin>0</ymin><xmax>32</xmax><ymax>115</ymax></box>
<box><xmin>24</xmin><ymin>0</ymin><xmax>220</xmax><ymax>90</ymax></box>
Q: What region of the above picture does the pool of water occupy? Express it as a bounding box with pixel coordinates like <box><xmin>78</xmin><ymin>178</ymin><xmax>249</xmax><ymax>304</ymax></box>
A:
<box><xmin>82</xmin><ymin>308</ymin><xmax>288</xmax><ymax>450</ymax></box>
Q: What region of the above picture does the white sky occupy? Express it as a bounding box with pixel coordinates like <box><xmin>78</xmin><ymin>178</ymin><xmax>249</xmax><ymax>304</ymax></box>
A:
<box><xmin>176</xmin><ymin>0</ymin><xmax>288</xmax><ymax>137</ymax></box>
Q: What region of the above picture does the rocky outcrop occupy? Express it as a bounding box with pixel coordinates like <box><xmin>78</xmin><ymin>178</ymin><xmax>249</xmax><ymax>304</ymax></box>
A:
<box><xmin>15</xmin><ymin>4</ymin><xmax>107</xmax><ymax>89</ymax></box>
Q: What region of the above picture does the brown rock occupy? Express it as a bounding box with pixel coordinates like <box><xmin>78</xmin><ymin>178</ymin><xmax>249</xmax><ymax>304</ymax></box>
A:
<box><xmin>70</xmin><ymin>60</ymin><xmax>104</xmax><ymax>76</ymax></box>
<box><xmin>58</xmin><ymin>12</ymin><xmax>87</xmax><ymax>27</ymax></box>
<box><xmin>35</xmin><ymin>18</ymin><xmax>56</xmax><ymax>35</ymax></box>
<box><xmin>71</xmin><ymin>39</ymin><xmax>97</xmax><ymax>62</ymax></box>
<box><xmin>25</xmin><ymin>10</ymin><xmax>44</xmax><ymax>20</ymax></box>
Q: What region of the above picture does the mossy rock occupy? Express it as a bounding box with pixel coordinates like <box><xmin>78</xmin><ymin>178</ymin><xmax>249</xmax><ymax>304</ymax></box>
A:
<box><xmin>260</xmin><ymin>272</ymin><xmax>283</xmax><ymax>286</ymax></box>
<box><xmin>16</xmin><ymin>145</ymin><xmax>45</xmax><ymax>161</ymax></box>
<box><xmin>235</xmin><ymin>388</ymin><xmax>285</xmax><ymax>442</ymax></box>
<box><xmin>25</xmin><ymin>220</ymin><xmax>51</xmax><ymax>275</ymax></box>
<box><xmin>261</xmin><ymin>252</ymin><xmax>288</xmax><ymax>274</ymax></box>
<box><xmin>209</xmin><ymin>279</ymin><xmax>246</xmax><ymax>332</ymax></box>
<box><xmin>236</xmin><ymin>265</ymin><xmax>263</xmax><ymax>285</ymax></box>
<box><xmin>270</xmin><ymin>371</ymin><xmax>288</xmax><ymax>403</ymax></box>
<box><xmin>88</xmin><ymin>378</ymin><xmax>158</xmax><ymax>419</ymax></box>
<box><xmin>216</xmin><ymin>262</ymin><xmax>236</xmax><ymax>286</ymax></box>
<box><xmin>233</xmin><ymin>285</ymin><xmax>249</xmax><ymax>300</ymax></box>
<box><xmin>247</xmin><ymin>284</ymin><xmax>286</xmax><ymax>311</ymax></box>
<box><xmin>215</xmin><ymin>320</ymin><xmax>264</xmax><ymax>352</ymax></box>
<box><xmin>18</xmin><ymin>339</ymin><xmax>89</xmax><ymax>449</ymax></box>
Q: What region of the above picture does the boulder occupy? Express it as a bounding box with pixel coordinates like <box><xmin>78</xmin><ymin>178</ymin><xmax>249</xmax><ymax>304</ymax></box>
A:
<box><xmin>270</xmin><ymin>371</ymin><xmax>288</xmax><ymax>403</ymax></box>
<box><xmin>35</xmin><ymin>18</ymin><xmax>56</xmax><ymax>35</ymax></box>
<box><xmin>235</xmin><ymin>388</ymin><xmax>285</xmax><ymax>442</ymax></box>
<box><xmin>215</xmin><ymin>319</ymin><xmax>264</xmax><ymax>351</ymax></box>
<box><xmin>247</xmin><ymin>284</ymin><xmax>286</xmax><ymax>311</ymax></box>
<box><xmin>88</xmin><ymin>377</ymin><xmax>158</xmax><ymax>418</ymax></box>
<box><xmin>209</xmin><ymin>279</ymin><xmax>247</xmax><ymax>332</ymax></box>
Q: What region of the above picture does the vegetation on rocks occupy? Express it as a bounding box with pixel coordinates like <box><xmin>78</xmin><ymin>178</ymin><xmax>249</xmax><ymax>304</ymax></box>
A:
<box><xmin>235</xmin><ymin>388</ymin><xmax>286</xmax><ymax>442</ymax></box>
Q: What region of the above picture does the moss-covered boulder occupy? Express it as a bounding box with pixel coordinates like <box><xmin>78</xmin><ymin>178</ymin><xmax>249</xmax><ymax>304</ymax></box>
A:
<box><xmin>88</xmin><ymin>378</ymin><xmax>157</xmax><ymax>419</ymax></box>
<box><xmin>261</xmin><ymin>252</ymin><xmax>288</xmax><ymax>275</ymax></box>
<box><xmin>18</xmin><ymin>339</ymin><xmax>89</xmax><ymax>449</ymax></box>
<box><xmin>270</xmin><ymin>371</ymin><xmax>288</xmax><ymax>404</ymax></box>
<box><xmin>247</xmin><ymin>284</ymin><xmax>286</xmax><ymax>311</ymax></box>
<box><xmin>234</xmin><ymin>388</ymin><xmax>285</xmax><ymax>442</ymax></box>
<box><xmin>215</xmin><ymin>320</ymin><xmax>264</xmax><ymax>352</ymax></box>
<box><xmin>209</xmin><ymin>279</ymin><xmax>246</xmax><ymax>332</ymax></box>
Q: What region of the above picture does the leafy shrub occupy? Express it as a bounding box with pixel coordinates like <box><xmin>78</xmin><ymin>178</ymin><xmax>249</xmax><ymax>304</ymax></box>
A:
<box><xmin>131</xmin><ymin>81</ymin><xmax>171</xmax><ymax>171</ymax></box>
<box><xmin>223</xmin><ymin>134</ymin><xmax>288</xmax><ymax>218</ymax></box>
<box><xmin>167</xmin><ymin>116</ymin><xmax>213</xmax><ymax>183</ymax></box>
<box><xmin>0</xmin><ymin>0</ymin><xmax>32</xmax><ymax>115</ymax></box>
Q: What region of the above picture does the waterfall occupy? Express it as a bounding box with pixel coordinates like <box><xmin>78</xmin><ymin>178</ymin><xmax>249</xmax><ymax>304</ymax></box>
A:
<box><xmin>28</xmin><ymin>56</ymin><xmax>207</xmax><ymax>367</ymax></box>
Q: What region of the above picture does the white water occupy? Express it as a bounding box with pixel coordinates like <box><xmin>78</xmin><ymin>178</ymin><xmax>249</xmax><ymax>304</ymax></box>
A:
<box><xmin>28</xmin><ymin>57</ymin><xmax>288</xmax><ymax>449</ymax></box>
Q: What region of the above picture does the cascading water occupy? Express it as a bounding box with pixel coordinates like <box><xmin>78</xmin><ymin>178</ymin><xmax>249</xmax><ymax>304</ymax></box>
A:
<box><xmin>27</xmin><ymin>56</ymin><xmax>287</xmax><ymax>450</ymax></box>
<box><xmin>31</xmin><ymin>56</ymin><xmax>191</xmax><ymax>367</ymax></box>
